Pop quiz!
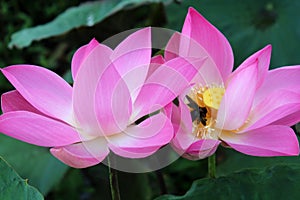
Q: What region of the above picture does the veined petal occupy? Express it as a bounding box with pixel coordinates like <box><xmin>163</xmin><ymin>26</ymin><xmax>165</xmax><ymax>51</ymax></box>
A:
<box><xmin>165</xmin><ymin>32</ymin><xmax>210</xmax><ymax>60</ymax></box>
<box><xmin>1</xmin><ymin>90</ymin><xmax>43</xmax><ymax>115</ymax></box>
<box><xmin>229</xmin><ymin>45</ymin><xmax>271</xmax><ymax>88</ymax></box>
<box><xmin>73</xmin><ymin>44</ymin><xmax>113</xmax><ymax>137</ymax></box>
<box><xmin>254</xmin><ymin>65</ymin><xmax>300</xmax><ymax>105</ymax></box>
<box><xmin>272</xmin><ymin>110</ymin><xmax>300</xmax><ymax>126</ymax></box>
<box><xmin>107</xmin><ymin>112</ymin><xmax>173</xmax><ymax>158</ymax></box>
<box><xmin>0</xmin><ymin>111</ymin><xmax>81</xmax><ymax>147</ymax></box>
<box><xmin>164</xmin><ymin>32</ymin><xmax>180</xmax><ymax>61</ymax></box>
<box><xmin>111</xmin><ymin>28</ymin><xmax>151</xmax><ymax>62</ymax></box>
<box><xmin>108</xmin><ymin>145</ymin><xmax>160</xmax><ymax>159</ymax></box>
<box><xmin>71</xmin><ymin>38</ymin><xmax>99</xmax><ymax>80</ymax></box>
<box><xmin>1</xmin><ymin>65</ymin><xmax>73</xmax><ymax>123</ymax></box>
<box><xmin>182</xmin><ymin>7</ymin><xmax>234</xmax><ymax>80</ymax></box>
<box><xmin>111</xmin><ymin>28</ymin><xmax>151</xmax><ymax>102</ymax></box>
<box><xmin>95</xmin><ymin>63</ymin><xmax>132</xmax><ymax>135</ymax></box>
<box><xmin>220</xmin><ymin>125</ymin><xmax>299</xmax><ymax>156</ymax></box>
<box><xmin>165</xmin><ymin>32</ymin><xmax>224</xmax><ymax>85</ymax></box>
<box><xmin>171</xmin><ymin>98</ymin><xmax>195</xmax><ymax>152</ymax></box>
<box><xmin>133</xmin><ymin>57</ymin><xmax>206</xmax><ymax>121</ymax></box>
<box><xmin>184</xmin><ymin>139</ymin><xmax>220</xmax><ymax>160</ymax></box>
<box><xmin>162</xmin><ymin>102</ymin><xmax>173</xmax><ymax>119</ymax></box>
<box><xmin>244</xmin><ymin>90</ymin><xmax>300</xmax><ymax>131</ymax></box>
<box><xmin>217</xmin><ymin>62</ymin><xmax>258</xmax><ymax>130</ymax></box>
<box><xmin>147</xmin><ymin>55</ymin><xmax>165</xmax><ymax>79</ymax></box>
<box><xmin>50</xmin><ymin>138</ymin><xmax>109</xmax><ymax>168</ymax></box>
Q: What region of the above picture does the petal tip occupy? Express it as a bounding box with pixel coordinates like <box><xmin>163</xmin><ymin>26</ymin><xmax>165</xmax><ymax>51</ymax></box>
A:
<box><xmin>136</xmin><ymin>27</ymin><xmax>151</xmax><ymax>39</ymax></box>
<box><xmin>188</xmin><ymin>7</ymin><xmax>198</xmax><ymax>15</ymax></box>
<box><xmin>89</xmin><ymin>38</ymin><xmax>99</xmax><ymax>45</ymax></box>
<box><xmin>262</xmin><ymin>44</ymin><xmax>272</xmax><ymax>54</ymax></box>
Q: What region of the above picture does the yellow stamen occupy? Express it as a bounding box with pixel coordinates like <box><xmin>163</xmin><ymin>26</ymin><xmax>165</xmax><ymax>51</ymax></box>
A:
<box><xmin>203</xmin><ymin>88</ymin><xmax>225</xmax><ymax>110</ymax></box>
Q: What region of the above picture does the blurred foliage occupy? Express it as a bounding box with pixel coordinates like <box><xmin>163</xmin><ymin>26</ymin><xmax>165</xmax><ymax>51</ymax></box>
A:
<box><xmin>0</xmin><ymin>157</ymin><xmax>43</xmax><ymax>200</ymax></box>
<box><xmin>8</xmin><ymin>0</ymin><xmax>172</xmax><ymax>49</ymax></box>
<box><xmin>0</xmin><ymin>0</ymin><xmax>299</xmax><ymax>199</ymax></box>
<box><xmin>217</xmin><ymin>144</ymin><xmax>300</xmax><ymax>177</ymax></box>
<box><xmin>156</xmin><ymin>164</ymin><xmax>300</xmax><ymax>200</ymax></box>
<box><xmin>0</xmin><ymin>0</ymin><xmax>85</xmax><ymax>91</ymax></box>
<box><xmin>0</xmin><ymin>134</ymin><xmax>68</xmax><ymax>195</ymax></box>
<box><xmin>47</xmin><ymin>164</ymin><xmax>152</xmax><ymax>200</ymax></box>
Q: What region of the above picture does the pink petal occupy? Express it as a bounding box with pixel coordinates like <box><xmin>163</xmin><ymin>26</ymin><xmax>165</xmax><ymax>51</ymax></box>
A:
<box><xmin>71</xmin><ymin>38</ymin><xmax>99</xmax><ymax>80</ymax></box>
<box><xmin>220</xmin><ymin>125</ymin><xmax>299</xmax><ymax>156</ymax></box>
<box><xmin>244</xmin><ymin>90</ymin><xmax>300</xmax><ymax>131</ymax></box>
<box><xmin>95</xmin><ymin>63</ymin><xmax>132</xmax><ymax>135</ymax></box>
<box><xmin>50</xmin><ymin>138</ymin><xmax>109</xmax><ymax>168</ymax></box>
<box><xmin>162</xmin><ymin>102</ymin><xmax>173</xmax><ymax>119</ymax></box>
<box><xmin>216</xmin><ymin>62</ymin><xmax>258</xmax><ymax>130</ymax></box>
<box><xmin>111</xmin><ymin>28</ymin><xmax>151</xmax><ymax>102</ymax></box>
<box><xmin>1</xmin><ymin>65</ymin><xmax>73</xmax><ymax>124</ymax></box>
<box><xmin>1</xmin><ymin>90</ymin><xmax>43</xmax><ymax>115</ymax></box>
<box><xmin>182</xmin><ymin>7</ymin><xmax>234</xmax><ymax>81</ymax></box>
<box><xmin>0</xmin><ymin>111</ymin><xmax>81</xmax><ymax>147</ymax></box>
<box><xmin>184</xmin><ymin>139</ymin><xmax>221</xmax><ymax>160</ymax></box>
<box><xmin>108</xmin><ymin>145</ymin><xmax>160</xmax><ymax>159</ymax></box>
<box><xmin>72</xmin><ymin>44</ymin><xmax>113</xmax><ymax>137</ymax></box>
<box><xmin>272</xmin><ymin>110</ymin><xmax>300</xmax><ymax>126</ymax></box>
<box><xmin>133</xmin><ymin>57</ymin><xmax>206</xmax><ymax>121</ymax></box>
<box><xmin>147</xmin><ymin>55</ymin><xmax>165</xmax><ymax>79</ymax></box>
<box><xmin>229</xmin><ymin>45</ymin><xmax>271</xmax><ymax>88</ymax></box>
<box><xmin>165</xmin><ymin>32</ymin><xmax>224</xmax><ymax>85</ymax></box>
<box><xmin>164</xmin><ymin>32</ymin><xmax>180</xmax><ymax>61</ymax></box>
<box><xmin>107</xmin><ymin>112</ymin><xmax>173</xmax><ymax>158</ymax></box>
<box><xmin>165</xmin><ymin>32</ymin><xmax>207</xmax><ymax>60</ymax></box>
<box><xmin>171</xmin><ymin>98</ymin><xmax>194</xmax><ymax>152</ymax></box>
<box><xmin>172</xmin><ymin>93</ymin><xmax>222</xmax><ymax>160</ymax></box>
<box><xmin>254</xmin><ymin>65</ymin><xmax>300</xmax><ymax>105</ymax></box>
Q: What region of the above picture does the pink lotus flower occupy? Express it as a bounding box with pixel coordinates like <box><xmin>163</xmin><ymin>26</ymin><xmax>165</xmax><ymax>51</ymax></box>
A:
<box><xmin>0</xmin><ymin>28</ymin><xmax>205</xmax><ymax>168</ymax></box>
<box><xmin>165</xmin><ymin>8</ymin><xmax>300</xmax><ymax>159</ymax></box>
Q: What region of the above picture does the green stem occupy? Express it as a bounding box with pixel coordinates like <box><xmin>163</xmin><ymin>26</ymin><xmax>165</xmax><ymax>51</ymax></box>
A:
<box><xmin>156</xmin><ymin>170</ymin><xmax>168</xmax><ymax>195</ymax></box>
<box><xmin>107</xmin><ymin>156</ymin><xmax>121</xmax><ymax>200</ymax></box>
<box><xmin>208</xmin><ymin>154</ymin><xmax>216</xmax><ymax>178</ymax></box>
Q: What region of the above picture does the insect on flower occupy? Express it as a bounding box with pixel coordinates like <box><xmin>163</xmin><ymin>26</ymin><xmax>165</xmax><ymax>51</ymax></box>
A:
<box><xmin>165</xmin><ymin>7</ymin><xmax>300</xmax><ymax>159</ymax></box>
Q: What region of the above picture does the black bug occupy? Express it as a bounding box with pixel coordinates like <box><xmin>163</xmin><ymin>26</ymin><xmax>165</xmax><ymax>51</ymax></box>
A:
<box><xmin>186</xmin><ymin>95</ymin><xmax>208</xmax><ymax>126</ymax></box>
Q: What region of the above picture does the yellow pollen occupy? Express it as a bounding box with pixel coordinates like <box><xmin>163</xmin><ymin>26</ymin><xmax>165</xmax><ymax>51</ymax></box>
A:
<box><xmin>203</xmin><ymin>88</ymin><xmax>225</xmax><ymax>110</ymax></box>
<box><xmin>186</xmin><ymin>84</ymin><xmax>225</xmax><ymax>140</ymax></box>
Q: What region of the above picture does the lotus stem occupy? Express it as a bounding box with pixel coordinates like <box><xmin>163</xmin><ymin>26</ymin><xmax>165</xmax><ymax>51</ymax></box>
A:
<box><xmin>108</xmin><ymin>155</ymin><xmax>121</xmax><ymax>200</ymax></box>
<box><xmin>208</xmin><ymin>154</ymin><xmax>216</xmax><ymax>178</ymax></box>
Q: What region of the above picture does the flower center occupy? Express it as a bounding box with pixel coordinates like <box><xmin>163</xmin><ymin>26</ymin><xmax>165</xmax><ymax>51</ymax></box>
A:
<box><xmin>186</xmin><ymin>85</ymin><xmax>225</xmax><ymax>140</ymax></box>
<box><xmin>203</xmin><ymin>87</ymin><xmax>225</xmax><ymax>110</ymax></box>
